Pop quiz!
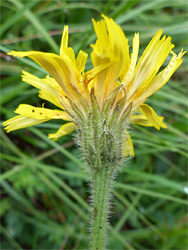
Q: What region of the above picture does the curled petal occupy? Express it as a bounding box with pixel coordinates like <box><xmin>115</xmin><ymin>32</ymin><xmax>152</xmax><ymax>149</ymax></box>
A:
<box><xmin>48</xmin><ymin>122</ymin><xmax>76</xmax><ymax>141</ymax></box>
<box><xmin>139</xmin><ymin>104</ymin><xmax>167</xmax><ymax>130</ymax></box>
<box><xmin>130</xmin><ymin>114</ymin><xmax>165</xmax><ymax>127</ymax></box>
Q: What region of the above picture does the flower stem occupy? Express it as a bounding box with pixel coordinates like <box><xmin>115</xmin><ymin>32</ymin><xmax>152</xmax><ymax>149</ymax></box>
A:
<box><xmin>74</xmin><ymin>88</ymin><xmax>130</xmax><ymax>249</ymax></box>
<box><xmin>90</xmin><ymin>164</ymin><xmax>113</xmax><ymax>250</ymax></box>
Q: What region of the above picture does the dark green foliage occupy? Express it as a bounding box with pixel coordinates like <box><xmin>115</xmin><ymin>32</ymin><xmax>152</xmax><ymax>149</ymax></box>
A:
<box><xmin>0</xmin><ymin>0</ymin><xmax>187</xmax><ymax>249</ymax></box>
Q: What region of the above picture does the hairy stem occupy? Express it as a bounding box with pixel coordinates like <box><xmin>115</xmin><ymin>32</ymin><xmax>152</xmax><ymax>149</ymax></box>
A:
<box><xmin>90</xmin><ymin>165</ymin><xmax>113</xmax><ymax>250</ymax></box>
<box><xmin>74</xmin><ymin>89</ymin><xmax>130</xmax><ymax>249</ymax></box>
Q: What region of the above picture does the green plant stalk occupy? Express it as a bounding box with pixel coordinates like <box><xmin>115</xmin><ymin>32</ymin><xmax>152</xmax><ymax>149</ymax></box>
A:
<box><xmin>72</xmin><ymin>87</ymin><xmax>131</xmax><ymax>249</ymax></box>
<box><xmin>90</xmin><ymin>163</ymin><xmax>114</xmax><ymax>250</ymax></box>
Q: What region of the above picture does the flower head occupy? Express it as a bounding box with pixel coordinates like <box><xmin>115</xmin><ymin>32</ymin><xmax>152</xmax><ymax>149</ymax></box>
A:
<box><xmin>3</xmin><ymin>15</ymin><xmax>186</xmax><ymax>157</ymax></box>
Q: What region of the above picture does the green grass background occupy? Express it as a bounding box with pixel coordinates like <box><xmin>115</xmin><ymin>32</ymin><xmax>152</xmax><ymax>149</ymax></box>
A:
<box><xmin>0</xmin><ymin>0</ymin><xmax>187</xmax><ymax>249</ymax></box>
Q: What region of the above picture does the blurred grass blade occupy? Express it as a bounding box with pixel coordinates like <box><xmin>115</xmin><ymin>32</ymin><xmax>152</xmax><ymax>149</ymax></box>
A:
<box><xmin>0</xmin><ymin>0</ymin><xmax>37</xmax><ymax>37</ymax></box>
<box><xmin>115</xmin><ymin>183</ymin><xmax>187</xmax><ymax>205</ymax></box>
<box><xmin>116</xmin><ymin>0</ymin><xmax>165</xmax><ymax>24</ymax></box>
<box><xmin>37</xmin><ymin>172</ymin><xmax>89</xmax><ymax>221</ymax></box>
<box><xmin>29</xmin><ymin>127</ymin><xmax>83</xmax><ymax>167</ymax></box>
<box><xmin>9</xmin><ymin>0</ymin><xmax>59</xmax><ymax>53</ymax></box>
<box><xmin>126</xmin><ymin>169</ymin><xmax>185</xmax><ymax>193</ymax></box>
<box><xmin>43</xmin><ymin>169</ymin><xmax>90</xmax><ymax>211</ymax></box>
<box><xmin>0</xmin><ymin>226</ymin><xmax>23</xmax><ymax>250</ymax></box>
<box><xmin>0</xmin><ymin>45</ymin><xmax>46</xmax><ymax>72</ymax></box>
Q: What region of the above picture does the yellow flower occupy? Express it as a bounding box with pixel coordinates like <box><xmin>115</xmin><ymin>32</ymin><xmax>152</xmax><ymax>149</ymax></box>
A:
<box><xmin>3</xmin><ymin>15</ymin><xmax>186</xmax><ymax>156</ymax></box>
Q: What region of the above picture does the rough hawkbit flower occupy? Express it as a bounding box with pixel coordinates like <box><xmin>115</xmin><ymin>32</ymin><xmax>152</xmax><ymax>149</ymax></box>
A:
<box><xmin>3</xmin><ymin>15</ymin><xmax>185</xmax><ymax>158</ymax></box>
<box><xmin>3</xmin><ymin>15</ymin><xmax>186</xmax><ymax>250</ymax></box>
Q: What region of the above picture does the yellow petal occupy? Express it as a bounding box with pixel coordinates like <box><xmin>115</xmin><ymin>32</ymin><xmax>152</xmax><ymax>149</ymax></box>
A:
<box><xmin>102</xmin><ymin>14</ymin><xmax>129</xmax><ymax>77</ymax></box>
<box><xmin>60</xmin><ymin>26</ymin><xmax>76</xmax><ymax>64</ymax></box>
<box><xmin>2</xmin><ymin>115</ymin><xmax>49</xmax><ymax>133</ymax></box>
<box><xmin>48</xmin><ymin>122</ymin><xmax>76</xmax><ymax>141</ymax></box>
<box><xmin>134</xmin><ymin>49</ymin><xmax>186</xmax><ymax>105</ymax></box>
<box><xmin>90</xmin><ymin>15</ymin><xmax>129</xmax><ymax>105</ymax></box>
<box><xmin>124</xmin><ymin>129</ymin><xmax>135</xmax><ymax>157</ymax></box>
<box><xmin>15</xmin><ymin>104</ymin><xmax>71</xmax><ymax>120</ymax></box>
<box><xmin>63</xmin><ymin>47</ymin><xmax>76</xmax><ymax>64</ymax></box>
<box><xmin>22</xmin><ymin>71</ymin><xmax>58</xmax><ymax>95</ymax></box>
<box><xmin>130</xmin><ymin>114</ymin><xmax>165</xmax><ymax>127</ymax></box>
<box><xmin>139</xmin><ymin>104</ymin><xmax>167</xmax><ymax>130</ymax></box>
<box><xmin>86</xmin><ymin>59</ymin><xmax>117</xmax><ymax>80</ymax></box>
<box><xmin>22</xmin><ymin>71</ymin><xmax>64</xmax><ymax>109</ymax></box>
<box><xmin>38</xmin><ymin>91</ymin><xmax>63</xmax><ymax>109</ymax></box>
<box><xmin>76</xmin><ymin>50</ymin><xmax>88</xmax><ymax>73</ymax></box>
<box><xmin>123</xmin><ymin>33</ymin><xmax>139</xmax><ymax>86</ymax></box>
<box><xmin>86</xmin><ymin>59</ymin><xmax>118</xmax><ymax>106</ymax></box>
<box><xmin>8</xmin><ymin>50</ymin><xmax>79</xmax><ymax>101</ymax></box>
<box><xmin>127</xmin><ymin>30</ymin><xmax>174</xmax><ymax>99</ymax></box>
<box><xmin>60</xmin><ymin>25</ymin><xmax>68</xmax><ymax>55</ymax></box>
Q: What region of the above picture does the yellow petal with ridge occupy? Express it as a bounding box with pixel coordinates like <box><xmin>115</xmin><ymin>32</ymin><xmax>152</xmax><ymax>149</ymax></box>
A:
<box><xmin>139</xmin><ymin>104</ymin><xmax>167</xmax><ymax>130</ymax></box>
<box><xmin>60</xmin><ymin>25</ymin><xmax>68</xmax><ymax>55</ymax></box>
<box><xmin>60</xmin><ymin>26</ymin><xmax>76</xmax><ymax>65</ymax></box>
<box><xmin>8</xmin><ymin>50</ymin><xmax>79</xmax><ymax>101</ymax></box>
<box><xmin>130</xmin><ymin>114</ymin><xmax>165</xmax><ymax>127</ymax></box>
<box><xmin>22</xmin><ymin>71</ymin><xmax>65</xmax><ymax>109</ymax></box>
<box><xmin>22</xmin><ymin>71</ymin><xmax>59</xmax><ymax>95</ymax></box>
<box><xmin>128</xmin><ymin>30</ymin><xmax>174</xmax><ymax>99</ymax></box>
<box><xmin>15</xmin><ymin>104</ymin><xmax>71</xmax><ymax>120</ymax></box>
<box><xmin>2</xmin><ymin>115</ymin><xmax>49</xmax><ymax>133</ymax></box>
<box><xmin>38</xmin><ymin>91</ymin><xmax>64</xmax><ymax>109</ymax></box>
<box><xmin>76</xmin><ymin>50</ymin><xmax>88</xmax><ymax>73</ymax></box>
<box><xmin>134</xmin><ymin>49</ymin><xmax>186</xmax><ymax>106</ymax></box>
<box><xmin>48</xmin><ymin>122</ymin><xmax>76</xmax><ymax>141</ymax></box>
<box><xmin>102</xmin><ymin>14</ymin><xmax>129</xmax><ymax>77</ymax></box>
<box><xmin>123</xmin><ymin>33</ymin><xmax>139</xmax><ymax>86</ymax></box>
<box><xmin>90</xmin><ymin>15</ymin><xmax>129</xmax><ymax>105</ymax></box>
